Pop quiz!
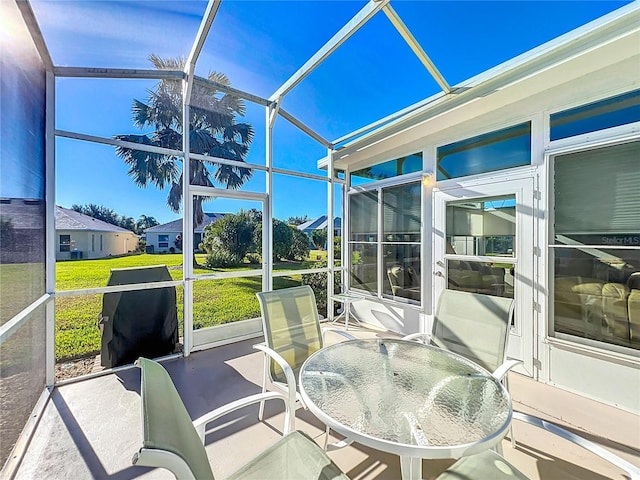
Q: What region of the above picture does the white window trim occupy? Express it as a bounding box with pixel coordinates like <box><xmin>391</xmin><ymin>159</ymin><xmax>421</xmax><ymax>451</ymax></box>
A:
<box><xmin>545</xmin><ymin>129</ymin><xmax>640</xmax><ymax>358</ymax></box>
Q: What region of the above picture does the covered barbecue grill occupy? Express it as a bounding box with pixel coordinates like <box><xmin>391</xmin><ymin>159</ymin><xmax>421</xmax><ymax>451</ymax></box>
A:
<box><xmin>98</xmin><ymin>265</ymin><xmax>178</xmax><ymax>368</ymax></box>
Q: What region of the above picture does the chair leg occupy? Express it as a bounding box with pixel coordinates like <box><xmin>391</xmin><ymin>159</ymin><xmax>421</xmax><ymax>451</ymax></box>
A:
<box><xmin>504</xmin><ymin>375</ymin><xmax>516</xmax><ymax>448</ymax></box>
<box><xmin>323</xmin><ymin>425</ymin><xmax>330</xmax><ymax>450</ymax></box>
<box><xmin>258</xmin><ymin>358</ymin><xmax>269</xmax><ymax>421</ymax></box>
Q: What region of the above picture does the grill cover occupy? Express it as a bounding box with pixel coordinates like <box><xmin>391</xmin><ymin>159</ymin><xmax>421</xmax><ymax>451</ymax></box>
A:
<box><xmin>99</xmin><ymin>265</ymin><xmax>178</xmax><ymax>368</ymax></box>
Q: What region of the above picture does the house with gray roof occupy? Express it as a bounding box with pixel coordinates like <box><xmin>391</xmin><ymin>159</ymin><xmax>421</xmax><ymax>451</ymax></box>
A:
<box><xmin>297</xmin><ymin>215</ymin><xmax>341</xmax><ymax>248</ymax></box>
<box><xmin>144</xmin><ymin>213</ymin><xmax>226</xmax><ymax>253</ymax></box>
<box><xmin>55</xmin><ymin>206</ymin><xmax>139</xmax><ymax>260</ymax></box>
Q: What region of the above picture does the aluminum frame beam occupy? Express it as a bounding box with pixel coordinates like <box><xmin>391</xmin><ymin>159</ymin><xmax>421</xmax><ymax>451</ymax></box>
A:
<box><xmin>269</xmin><ymin>0</ymin><xmax>389</xmax><ymax>102</ymax></box>
<box><xmin>193</xmin><ymin>76</ymin><xmax>271</xmax><ymax>106</ymax></box>
<box><xmin>53</xmin><ymin>67</ymin><xmax>184</xmax><ymax>80</ymax></box>
<box><xmin>279</xmin><ymin>108</ymin><xmax>332</xmax><ymax>148</ymax></box>
<box><xmin>55</xmin><ymin>129</ymin><xmax>184</xmax><ymax>157</ymax></box>
<box><xmin>187</xmin><ymin>0</ymin><xmax>221</xmax><ymax>70</ymax></box>
<box><xmin>382</xmin><ymin>4</ymin><xmax>451</xmax><ymax>94</ymax></box>
<box><xmin>16</xmin><ymin>0</ymin><xmax>53</xmax><ymax>70</ymax></box>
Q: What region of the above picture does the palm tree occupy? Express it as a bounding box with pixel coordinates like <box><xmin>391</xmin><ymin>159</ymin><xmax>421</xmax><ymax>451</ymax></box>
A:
<box><xmin>114</xmin><ymin>55</ymin><xmax>254</xmax><ymax>226</ymax></box>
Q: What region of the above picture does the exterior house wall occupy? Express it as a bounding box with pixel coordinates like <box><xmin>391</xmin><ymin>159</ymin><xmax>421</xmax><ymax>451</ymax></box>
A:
<box><xmin>145</xmin><ymin>230</ymin><xmax>181</xmax><ymax>253</ymax></box>
<box><xmin>345</xmin><ymin>26</ymin><xmax>640</xmax><ymax>412</ymax></box>
<box><xmin>56</xmin><ymin>230</ymin><xmax>138</xmax><ymax>260</ymax></box>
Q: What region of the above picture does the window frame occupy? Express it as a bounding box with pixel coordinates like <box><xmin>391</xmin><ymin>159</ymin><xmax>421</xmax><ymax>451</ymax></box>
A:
<box><xmin>348</xmin><ymin>173</ymin><xmax>423</xmax><ymax>306</ymax></box>
<box><xmin>547</xmin><ymin>134</ymin><xmax>640</xmax><ymax>355</ymax></box>
<box><xmin>59</xmin><ymin>234</ymin><xmax>71</xmax><ymax>252</ymax></box>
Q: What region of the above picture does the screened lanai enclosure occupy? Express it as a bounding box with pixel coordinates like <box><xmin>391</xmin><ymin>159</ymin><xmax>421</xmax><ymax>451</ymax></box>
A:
<box><xmin>1</xmin><ymin>0</ymin><xmax>639</xmax><ymax>476</ymax></box>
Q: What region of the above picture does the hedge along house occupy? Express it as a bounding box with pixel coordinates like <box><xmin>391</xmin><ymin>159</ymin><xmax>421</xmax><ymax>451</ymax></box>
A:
<box><xmin>1</xmin><ymin>0</ymin><xmax>639</xmax><ymax>474</ymax></box>
<box><xmin>55</xmin><ymin>206</ymin><xmax>139</xmax><ymax>260</ymax></box>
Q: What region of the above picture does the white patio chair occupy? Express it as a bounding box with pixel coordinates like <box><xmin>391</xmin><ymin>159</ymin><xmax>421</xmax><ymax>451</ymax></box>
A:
<box><xmin>254</xmin><ymin>285</ymin><xmax>355</xmax><ymax>441</ymax></box>
<box><xmin>131</xmin><ymin>357</ymin><xmax>349</xmax><ymax>480</ymax></box>
<box><xmin>403</xmin><ymin>289</ymin><xmax>519</xmax><ymax>378</ymax></box>
<box><xmin>435</xmin><ymin>411</ymin><xmax>640</xmax><ymax>479</ymax></box>
<box><xmin>403</xmin><ymin>289</ymin><xmax>520</xmax><ymax>445</ymax></box>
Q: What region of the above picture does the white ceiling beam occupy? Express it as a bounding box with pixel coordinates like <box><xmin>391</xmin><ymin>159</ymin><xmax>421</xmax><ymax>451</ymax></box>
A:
<box><xmin>53</xmin><ymin>66</ymin><xmax>184</xmax><ymax>80</ymax></box>
<box><xmin>55</xmin><ymin>129</ymin><xmax>184</xmax><ymax>157</ymax></box>
<box><xmin>186</xmin><ymin>0</ymin><xmax>221</xmax><ymax>69</ymax></box>
<box><xmin>278</xmin><ymin>108</ymin><xmax>332</xmax><ymax>148</ymax></box>
<box><xmin>17</xmin><ymin>1</ymin><xmax>54</xmax><ymax>70</ymax></box>
<box><xmin>381</xmin><ymin>4</ymin><xmax>451</xmax><ymax>94</ymax></box>
<box><xmin>269</xmin><ymin>0</ymin><xmax>389</xmax><ymax>102</ymax></box>
<box><xmin>184</xmin><ymin>0</ymin><xmax>221</xmax><ymax>104</ymax></box>
<box><xmin>193</xmin><ymin>76</ymin><xmax>271</xmax><ymax>106</ymax></box>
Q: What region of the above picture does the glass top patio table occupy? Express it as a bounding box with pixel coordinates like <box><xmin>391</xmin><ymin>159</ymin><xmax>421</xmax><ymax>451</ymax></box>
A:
<box><xmin>299</xmin><ymin>338</ymin><xmax>512</xmax><ymax>479</ymax></box>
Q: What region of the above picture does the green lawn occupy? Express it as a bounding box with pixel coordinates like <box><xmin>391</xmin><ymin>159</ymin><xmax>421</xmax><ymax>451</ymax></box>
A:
<box><xmin>54</xmin><ymin>253</ymin><xmax>321</xmax><ymax>361</ymax></box>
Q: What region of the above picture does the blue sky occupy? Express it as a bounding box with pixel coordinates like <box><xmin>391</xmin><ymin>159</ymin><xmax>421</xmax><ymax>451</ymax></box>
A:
<box><xmin>30</xmin><ymin>0</ymin><xmax>631</xmax><ymax>226</ymax></box>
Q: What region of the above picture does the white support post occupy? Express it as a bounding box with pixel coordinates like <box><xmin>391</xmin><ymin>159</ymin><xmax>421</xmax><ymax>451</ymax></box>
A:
<box><xmin>327</xmin><ymin>148</ymin><xmax>335</xmax><ymax>320</ymax></box>
<box><xmin>342</xmin><ymin>168</ymin><xmax>350</xmax><ymax>292</ymax></box>
<box><xmin>181</xmin><ymin>0</ymin><xmax>221</xmax><ymax>355</ymax></box>
<box><xmin>45</xmin><ymin>69</ymin><xmax>56</xmax><ymax>386</ymax></box>
<box><xmin>264</xmin><ymin>105</ymin><xmax>274</xmax><ymax>292</ymax></box>
<box><xmin>182</xmin><ymin>92</ymin><xmax>193</xmax><ymax>356</ymax></box>
<box><xmin>377</xmin><ymin>187</ymin><xmax>384</xmax><ymax>299</ymax></box>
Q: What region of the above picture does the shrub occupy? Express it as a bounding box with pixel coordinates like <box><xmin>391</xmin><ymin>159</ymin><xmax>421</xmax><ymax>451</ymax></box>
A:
<box><xmin>273</xmin><ymin>219</ymin><xmax>293</xmax><ymax>260</ymax></box>
<box><xmin>201</xmin><ymin>212</ymin><xmax>255</xmax><ymax>259</ymax></box>
<box><xmin>311</xmin><ymin>227</ymin><xmax>327</xmax><ymax>250</ymax></box>
<box><xmin>255</xmin><ymin>219</ymin><xmax>294</xmax><ymax>261</ymax></box>
<box><xmin>204</xmin><ymin>249</ymin><xmax>242</xmax><ymax>268</ymax></box>
<box><xmin>246</xmin><ymin>253</ymin><xmax>261</xmax><ymax>264</ymax></box>
<box><xmin>301</xmin><ymin>261</ymin><xmax>341</xmax><ymax>317</ymax></box>
<box><xmin>288</xmin><ymin>228</ymin><xmax>310</xmax><ymax>261</ymax></box>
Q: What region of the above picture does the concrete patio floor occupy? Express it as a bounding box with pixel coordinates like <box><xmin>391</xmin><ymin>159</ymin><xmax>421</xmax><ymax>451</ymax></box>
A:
<box><xmin>13</xmin><ymin>326</ymin><xmax>640</xmax><ymax>480</ymax></box>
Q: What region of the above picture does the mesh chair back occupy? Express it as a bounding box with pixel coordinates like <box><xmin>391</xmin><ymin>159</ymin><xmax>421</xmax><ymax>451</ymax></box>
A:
<box><xmin>432</xmin><ymin>290</ymin><xmax>514</xmax><ymax>372</ymax></box>
<box><xmin>256</xmin><ymin>286</ymin><xmax>323</xmax><ymax>384</ymax></box>
<box><xmin>137</xmin><ymin>358</ymin><xmax>215</xmax><ymax>480</ymax></box>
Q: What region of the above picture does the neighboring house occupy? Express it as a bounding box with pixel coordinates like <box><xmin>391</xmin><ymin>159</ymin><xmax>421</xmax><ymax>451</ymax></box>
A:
<box><xmin>144</xmin><ymin>213</ymin><xmax>226</xmax><ymax>253</ymax></box>
<box><xmin>298</xmin><ymin>215</ymin><xmax>341</xmax><ymax>247</ymax></box>
<box><xmin>55</xmin><ymin>206</ymin><xmax>139</xmax><ymax>261</ymax></box>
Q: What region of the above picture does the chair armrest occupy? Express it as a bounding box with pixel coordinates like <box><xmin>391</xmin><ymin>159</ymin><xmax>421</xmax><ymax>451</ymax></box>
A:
<box><xmin>321</xmin><ymin>327</ymin><xmax>357</xmax><ymax>342</ymax></box>
<box><xmin>491</xmin><ymin>359</ymin><xmax>522</xmax><ymax>381</ymax></box>
<box><xmin>513</xmin><ymin>412</ymin><xmax>640</xmax><ymax>480</ymax></box>
<box><xmin>193</xmin><ymin>391</ymin><xmax>292</xmax><ymax>442</ymax></box>
<box><xmin>252</xmin><ymin>344</ymin><xmax>298</xmax><ymax>410</ymax></box>
<box><xmin>401</xmin><ymin>332</ymin><xmax>432</xmax><ymax>344</ymax></box>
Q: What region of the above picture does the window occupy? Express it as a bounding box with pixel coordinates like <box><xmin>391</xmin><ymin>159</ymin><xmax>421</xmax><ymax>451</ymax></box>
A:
<box><xmin>60</xmin><ymin>234</ymin><xmax>71</xmax><ymax>252</ymax></box>
<box><xmin>349</xmin><ymin>182</ymin><xmax>422</xmax><ymax>303</ymax></box>
<box><xmin>550</xmin><ymin>89</ymin><xmax>640</xmax><ymax>141</ymax></box>
<box><xmin>445</xmin><ymin>195</ymin><xmax>515</xmax><ymax>299</ymax></box>
<box><xmin>100</xmin><ymin>234</ymin><xmax>103</xmax><ymax>251</ymax></box>
<box><xmin>382</xmin><ymin>184</ymin><xmax>421</xmax><ymax>302</ymax></box>
<box><xmin>350</xmin><ymin>152</ymin><xmax>422</xmax><ymax>186</ymax></box>
<box><xmin>158</xmin><ymin>234</ymin><xmax>169</xmax><ymax>248</ymax></box>
<box><xmin>349</xmin><ymin>191</ymin><xmax>378</xmax><ymax>293</ymax></box>
<box><xmin>91</xmin><ymin>234</ymin><xmax>95</xmax><ymax>252</ymax></box>
<box><xmin>437</xmin><ymin>122</ymin><xmax>531</xmax><ymax>181</ymax></box>
<box><xmin>552</xmin><ymin>141</ymin><xmax>640</xmax><ymax>351</ymax></box>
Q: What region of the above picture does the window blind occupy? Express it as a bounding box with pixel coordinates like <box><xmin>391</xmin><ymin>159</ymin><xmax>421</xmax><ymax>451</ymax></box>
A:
<box><xmin>554</xmin><ymin>141</ymin><xmax>640</xmax><ymax>236</ymax></box>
